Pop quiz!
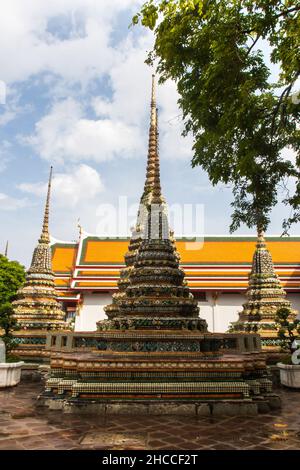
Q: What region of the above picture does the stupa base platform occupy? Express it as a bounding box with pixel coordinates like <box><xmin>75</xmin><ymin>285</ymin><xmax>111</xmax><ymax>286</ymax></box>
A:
<box><xmin>229</xmin><ymin>326</ymin><xmax>292</xmax><ymax>363</ymax></box>
<box><xmin>40</xmin><ymin>340</ymin><xmax>281</xmax><ymax>415</ymax></box>
<box><xmin>12</xmin><ymin>331</ymin><xmax>47</xmax><ymax>362</ymax></box>
<box><xmin>40</xmin><ymin>396</ymin><xmax>281</xmax><ymax>416</ymax></box>
<box><xmin>12</xmin><ymin>330</ymin><xmax>67</xmax><ymax>362</ymax></box>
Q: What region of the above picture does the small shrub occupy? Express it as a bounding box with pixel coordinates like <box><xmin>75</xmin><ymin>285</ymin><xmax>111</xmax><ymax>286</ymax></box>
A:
<box><xmin>275</xmin><ymin>307</ymin><xmax>300</xmax><ymax>354</ymax></box>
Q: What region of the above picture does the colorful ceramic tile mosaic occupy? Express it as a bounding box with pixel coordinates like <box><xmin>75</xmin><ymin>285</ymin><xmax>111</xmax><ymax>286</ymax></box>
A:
<box><xmin>42</xmin><ymin>77</ymin><xmax>279</xmax><ymax>413</ymax></box>
<box><xmin>231</xmin><ymin>230</ymin><xmax>297</xmax><ymax>355</ymax></box>
<box><xmin>12</xmin><ymin>167</ymin><xmax>70</xmax><ymax>359</ymax></box>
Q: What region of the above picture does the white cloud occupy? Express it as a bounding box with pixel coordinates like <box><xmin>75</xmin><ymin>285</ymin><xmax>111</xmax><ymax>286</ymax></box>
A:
<box><xmin>0</xmin><ymin>0</ymin><xmax>142</xmax><ymax>84</ymax></box>
<box><xmin>24</xmin><ymin>72</ymin><xmax>192</xmax><ymax>165</ymax></box>
<box><xmin>158</xmin><ymin>80</ymin><xmax>193</xmax><ymax>161</ymax></box>
<box><xmin>0</xmin><ymin>159</ymin><xmax>7</xmax><ymax>173</ymax></box>
<box><xmin>0</xmin><ymin>86</ymin><xmax>32</xmax><ymax>127</ymax></box>
<box><xmin>0</xmin><ymin>141</ymin><xmax>13</xmax><ymax>172</ymax></box>
<box><xmin>9</xmin><ymin>0</ymin><xmax>191</xmax><ymax>165</ymax></box>
<box><xmin>92</xmin><ymin>97</ymin><xmax>112</xmax><ymax>118</ymax></box>
<box><xmin>18</xmin><ymin>164</ymin><xmax>104</xmax><ymax>208</ymax></box>
<box><xmin>0</xmin><ymin>0</ymin><xmax>202</xmax><ymax>266</ymax></box>
<box><xmin>91</xmin><ymin>34</ymin><xmax>193</xmax><ymax>161</ymax></box>
<box><xmin>0</xmin><ymin>193</ymin><xmax>28</xmax><ymax>210</ymax></box>
<box><xmin>281</xmin><ymin>146</ymin><xmax>297</xmax><ymax>165</ymax></box>
<box><xmin>0</xmin><ymin>108</ymin><xmax>18</xmax><ymax>127</ymax></box>
<box><xmin>22</xmin><ymin>97</ymin><xmax>144</xmax><ymax>163</ymax></box>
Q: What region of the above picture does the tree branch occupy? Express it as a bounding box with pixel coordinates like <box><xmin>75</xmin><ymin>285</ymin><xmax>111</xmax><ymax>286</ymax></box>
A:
<box><xmin>275</xmin><ymin>6</ymin><xmax>300</xmax><ymax>19</ymax></box>
<box><xmin>270</xmin><ymin>72</ymin><xmax>300</xmax><ymax>143</ymax></box>
<box><xmin>246</xmin><ymin>34</ymin><xmax>261</xmax><ymax>56</ymax></box>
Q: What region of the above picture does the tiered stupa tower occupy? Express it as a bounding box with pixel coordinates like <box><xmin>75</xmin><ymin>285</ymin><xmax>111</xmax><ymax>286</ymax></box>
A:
<box><xmin>103</xmin><ymin>76</ymin><xmax>160</xmax><ymax>318</ymax></box>
<box><xmin>13</xmin><ymin>167</ymin><xmax>69</xmax><ymax>360</ymax></box>
<box><xmin>42</xmin><ymin>78</ymin><xmax>280</xmax><ymax>415</ymax></box>
<box><xmin>231</xmin><ymin>230</ymin><xmax>296</xmax><ymax>355</ymax></box>
<box><xmin>101</xmin><ymin>75</ymin><xmax>206</xmax><ymax>333</ymax></box>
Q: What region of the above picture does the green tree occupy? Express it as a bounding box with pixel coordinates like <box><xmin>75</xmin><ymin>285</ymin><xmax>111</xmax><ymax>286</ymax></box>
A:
<box><xmin>0</xmin><ymin>254</ymin><xmax>25</xmax><ymax>305</ymax></box>
<box><xmin>275</xmin><ymin>306</ymin><xmax>300</xmax><ymax>354</ymax></box>
<box><xmin>0</xmin><ymin>302</ymin><xmax>18</xmax><ymax>355</ymax></box>
<box><xmin>0</xmin><ymin>255</ymin><xmax>25</xmax><ymax>356</ymax></box>
<box><xmin>135</xmin><ymin>0</ymin><xmax>300</xmax><ymax>232</ymax></box>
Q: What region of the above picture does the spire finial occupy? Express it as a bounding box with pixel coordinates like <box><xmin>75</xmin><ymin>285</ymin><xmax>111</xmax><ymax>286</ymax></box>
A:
<box><xmin>39</xmin><ymin>166</ymin><xmax>53</xmax><ymax>244</ymax></box>
<box><xmin>152</xmin><ymin>106</ymin><xmax>163</xmax><ymax>204</ymax></box>
<box><xmin>142</xmin><ymin>75</ymin><xmax>159</xmax><ymax>200</ymax></box>
<box><xmin>150</xmin><ymin>74</ymin><xmax>156</xmax><ymax>125</ymax></box>
<box><xmin>4</xmin><ymin>240</ymin><xmax>8</xmax><ymax>257</ymax></box>
<box><xmin>77</xmin><ymin>217</ymin><xmax>83</xmax><ymax>238</ymax></box>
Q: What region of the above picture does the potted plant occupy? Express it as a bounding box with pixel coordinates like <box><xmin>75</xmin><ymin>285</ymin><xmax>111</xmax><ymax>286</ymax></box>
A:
<box><xmin>276</xmin><ymin>307</ymin><xmax>300</xmax><ymax>388</ymax></box>
<box><xmin>0</xmin><ymin>303</ymin><xmax>19</xmax><ymax>353</ymax></box>
<box><xmin>0</xmin><ymin>302</ymin><xmax>23</xmax><ymax>387</ymax></box>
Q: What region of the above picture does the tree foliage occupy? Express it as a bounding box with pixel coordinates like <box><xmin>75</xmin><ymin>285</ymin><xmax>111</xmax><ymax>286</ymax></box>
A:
<box><xmin>0</xmin><ymin>254</ymin><xmax>25</xmax><ymax>305</ymax></box>
<box><xmin>0</xmin><ymin>302</ymin><xmax>18</xmax><ymax>354</ymax></box>
<box><xmin>135</xmin><ymin>0</ymin><xmax>300</xmax><ymax>232</ymax></box>
<box><xmin>275</xmin><ymin>306</ymin><xmax>300</xmax><ymax>354</ymax></box>
<box><xmin>0</xmin><ymin>255</ymin><xmax>25</xmax><ymax>355</ymax></box>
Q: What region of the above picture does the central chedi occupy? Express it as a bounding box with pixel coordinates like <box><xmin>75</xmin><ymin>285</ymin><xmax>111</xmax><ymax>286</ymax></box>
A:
<box><xmin>42</xmin><ymin>77</ymin><xmax>280</xmax><ymax>415</ymax></box>
<box><xmin>100</xmin><ymin>75</ymin><xmax>206</xmax><ymax>336</ymax></box>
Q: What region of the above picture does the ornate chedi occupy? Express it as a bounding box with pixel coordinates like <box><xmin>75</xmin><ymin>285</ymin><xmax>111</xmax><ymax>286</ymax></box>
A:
<box><xmin>100</xmin><ymin>75</ymin><xmax>205</xmax><ymax>333</ymax></box>
<box><xmin>12</xmin><ymin>167</ymin><xmax>69</xmax><ymax>360</ymax></box>
<box><xmin>42</xmin><ymin>78</ymin><xmax>280</xmax><ymax>415</ymax></box>
<box><xmin>103</xmin><ymin>78</ymin><xmax>158</xmax><ymax>319</ymax></box>
<box><xmin>231</xmin><ymin>230</ymin><xmax>297</xmax><ymax>356</ymax></box>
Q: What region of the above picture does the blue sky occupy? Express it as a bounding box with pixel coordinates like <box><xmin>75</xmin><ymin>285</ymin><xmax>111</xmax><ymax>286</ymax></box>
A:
<box><xmin>0</xmin><ymin>0</ymin><xmax>298</xmax><ymax>267</ymax></box>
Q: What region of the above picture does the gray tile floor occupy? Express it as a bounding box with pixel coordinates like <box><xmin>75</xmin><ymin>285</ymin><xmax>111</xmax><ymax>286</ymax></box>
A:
<box><xmin>0</xmin><ymin>381</ymin><xmax>300</xmax><ymax>450</ymax></box>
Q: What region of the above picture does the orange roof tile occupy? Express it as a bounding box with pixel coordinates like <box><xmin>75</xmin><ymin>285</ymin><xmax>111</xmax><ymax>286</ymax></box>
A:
<box><xmin>51</xmin><ymin>243</ymin><xmax>77</xmax><ymax>273</ymax></box>
<box><xmin>51</xmin><ymin>236</ymin><xmax>300</xmax><ymax>292</ymax></box>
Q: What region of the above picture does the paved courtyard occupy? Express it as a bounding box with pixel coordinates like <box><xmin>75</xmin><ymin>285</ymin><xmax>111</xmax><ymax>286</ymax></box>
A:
<box><xmin>0</xmin><ymin>381</ymin><xmax>300</xmax><ymax>450</ymax></box>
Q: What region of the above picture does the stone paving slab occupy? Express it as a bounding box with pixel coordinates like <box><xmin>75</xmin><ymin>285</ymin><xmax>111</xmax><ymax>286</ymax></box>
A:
<box><xmin>0</xmin><ymin>382</ymin><xmax>300</xmax><ymax>450</ymax></box>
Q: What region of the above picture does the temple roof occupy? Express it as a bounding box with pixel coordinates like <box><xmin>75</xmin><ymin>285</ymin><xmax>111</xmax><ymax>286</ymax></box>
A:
<box><xmin>51</xmin><ymin>235</ymin><xmax>300</xmax><ymax>298</ymax></box>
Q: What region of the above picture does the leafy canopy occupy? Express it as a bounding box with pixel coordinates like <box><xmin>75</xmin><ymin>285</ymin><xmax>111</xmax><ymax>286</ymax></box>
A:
<box><xmin>0</xmin><ymin>255</ymin><xmax>25</xmax><ymax>354</ymax></box>
<box><xmin>135</xmin><ymin>0</ymin><xmax>300</xmax><ymax>232</ymax></box>
<box><xmin>0</xmin><ymin>302</ymin><xmax>19</xmax><ymax>355</ymax></box>
<box><xmin>0</xmin><ymin>254</ymin><xmax>25</xmax><ymax>305</ymax></box>
<box><xmin>275</xmin><ymin>306</ymin><xmax>300</xmax><ymax>353</ymax></box>
<box><xmin>0</xmin><ymin>302</ymin><xmax>17</xmax><ymax>335</ymax></box>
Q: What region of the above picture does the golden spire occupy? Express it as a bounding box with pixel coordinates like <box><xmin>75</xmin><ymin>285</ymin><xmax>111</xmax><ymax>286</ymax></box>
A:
<box><xmin>142</xmin><ymin>75</ymin><xmax>158</xmax><ymax>199</ymax></box>
<box><xmin>12</xmin><ymin>164</ymin><xmax>69</xmax><ymax>333</ymax></box>
<box><xmin>150</xmin><ymin>73</ymin><xmax>156</xmax><ymax>122</ymax></box>
<box><xmin>151</xmin><ymin>105</ymin><xmax>163</xmax><ymax>204</ymax></box>
<box><xmin>39</xmin><ymin>166</ymin><xmax>53</xmax><ymax>244</ymax></box>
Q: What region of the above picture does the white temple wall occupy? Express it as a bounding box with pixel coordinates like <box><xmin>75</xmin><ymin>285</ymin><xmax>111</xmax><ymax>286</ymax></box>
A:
<box><xmin>74</xmin><ymin>292</ymin><xmax>110</xmax><ymax>332</ymax></box>
<box><xmin>199</xmin><ymin>292</ymin><xmax>300</xmax><ymax>333</ymax></box>
<box><xmin>74</xmin><ymin>291</ymin><xmax>300</xmax><ymax>333</ymax></box>
<box><xmin>287</xmin><ymin>293</ymin><xmax>300</xmax><ymax>314</ymax></box>
<box><xmin>198</xmin><ymin>292</ymin><xmax>244</xmax><ymax>333</ymax></box>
